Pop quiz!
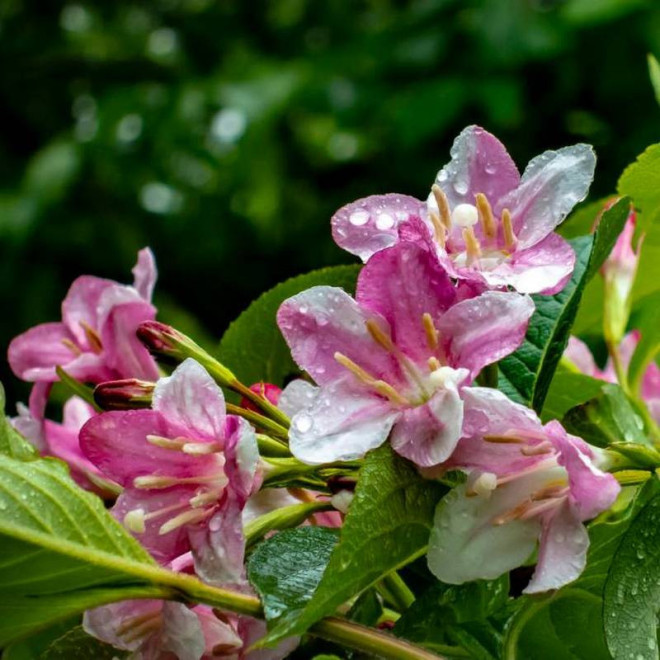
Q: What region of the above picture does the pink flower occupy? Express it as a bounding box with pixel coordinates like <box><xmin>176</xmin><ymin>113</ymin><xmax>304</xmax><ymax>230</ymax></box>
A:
<box><xmin>331</xmin><ymin>125</ymin><xmax>595</xmax><ymax>294</ymax></box>
<box><xmin>13</xmin><ymin>386</ymin><xmax>117</xmax><ymax>495</ymax></box>
<box><xmin>240</xmin><ymin>382</ymin><xmax>282</xmax><ymax>414</ymax></box>
<box><xmin>565</xmin><ymin>333</ymin><xmax>660</xmax><ymax>424</ymax></box>
<box><xmin>80</xmin><ymin>359</ymin><xmax>260</xmax><ymax>585</ymax></box>
<box><xmin>8</xmin><ymin>248</ymin><xmax>159</xmax><ymax>384</ymax></box>
<box><xmin>427</xmin><ymin>388</ymin><xmax>620</xmax><ymax>593</ymax></box>
<box><xmin>277</xmin><ymin>241</ymin><xmax>534</xmax><ymax>467</ymax></box>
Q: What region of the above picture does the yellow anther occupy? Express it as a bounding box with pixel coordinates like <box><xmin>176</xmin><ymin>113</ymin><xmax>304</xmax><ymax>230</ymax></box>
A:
<box><xmin>428</xmin><ymin>210</ymin><xmax>447</xmax><ymax>249</ymax></box>
<box><xmin>530</xmin><ymin>481</ymin><xmax>567</xmax><ymax>501</ymax></box>
<box><xmin>159</xmin><ymin>508</ymin><xmax>212</xmax><ymax>535</ymax></box>
<box><xmin>61</xmin><ymin>338</ymin><xmax>82</xmax><ymax>356</ymax></box>
<box><xmin>483</xmin><ymin>434</ymin><xmax>526</xmax><ymax>444</ymax></box>
<box><xmin>475</xmin><ymin>193</ymin><xmax>497</xmax><ymax>240</ymax></box>
<box><xmin>462</xmin><ymin>226</ymin><xmax>482</xmax><ymax>264</ymax></box>
<box><xmin>146</xmin><ymin>434</ymin><xmax>186</xmax><ymax>450</ymax></box>
<box><xmin>431</xmin><ymin>184</ymin><xmax>452</xmax><ymax>230</ymax></box>
<box><xmin>335</xmin><ymin>352</ymin><xmax>378</xmax><ymax>386</ymax></box>
<box><xmin>492</xmin><ymin>501</ymin><xmax>530</xmax><ymax>526</ymax></box>
<box><xmin>133</xmin><ymin>474</ymin><xmax>218</xmax><ymax>489</ymax></box>
<box><xmin>502</xmin><ymin>208</ymin><xmax>516</xmax><ymax>251</ymax></box>
<box><xmin>373</xmin><ymin>380</ymin><xmax>409</xmax><ymax>406</ymax></box>
<box><xmin>365</xmin><ymin>319</ymin><xmax>396</xmax><ymax>352</ymax></box>
<box><xmin>422</xmin><ymin>312</ymin><xmax>439</xmax><ymax>350</ymax></box>
<box><xmin>80</xmin><ymin>320</ymin><xmax>103</xmax><ymax>354</ymax></box>
<box><xmin>520</xmin><ymin>441</ymin><xmax>554</xmax><ymax>456</ymax></box>
<box><xmin>428</xmin><ymin>356</ymin><xmax>441</xmax><ymax>371</ymax></box>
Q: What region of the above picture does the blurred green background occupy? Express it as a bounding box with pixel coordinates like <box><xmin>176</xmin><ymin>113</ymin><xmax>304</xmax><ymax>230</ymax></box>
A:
<box><xmin>1</xmin><ymin>0</ymin><xmax>659</xmax><ymax>402</ymax></box>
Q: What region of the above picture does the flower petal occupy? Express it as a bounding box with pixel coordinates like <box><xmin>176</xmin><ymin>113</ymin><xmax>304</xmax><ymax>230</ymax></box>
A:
<box><xmin>8</xmin><ymin>322</ymin><xmax>80</xmax><ymax>381</ymax></box>
<box><xmin>390</xmin><ymin>386</ymin><xmax>464</xmax><ymax>467</ymax></box>
<box><xmin>160</xmin><ymin>602</ymin><xmax>206</xmax><ymax>660</ymax></box>
<box><xmin>524</xmin><ymin>502</ymin><xmax>589</xmax><ymax>593</ymax></box>
<box><xmin>500</xmin><ymin>144</ymin><xmax>596</xmax><ymax>249</ymax></box>
<box><xmin>427</xmin><ymin>480</ymin><xmax>540</xmax><ymax>585</ymax></box>
<box><xmin>436</xmin><ymin>291</ymin><xmax>535</xmax><ymax>378</ymax></box>
<box><xmin>356</xmin><ymin>242</ymin><xmax>458</xmax><ymax>366</ymax></box>
<box><xmin>331</xmin><ymin>193</ymin><xmax>425</xmax><ymax>262</ymax></box>
<box><xmin>278</xmin><ymin>379</ymin><xmax>318</xmax><ymax>417</ymax></box>
<box><xmin>483</xmin><ymin>233</ymin><xmax>576</xmax><ymax>295</ymax></box>
<box><xmin>289</xmin><ymin>378</ymin><xmax>399</xmax><ymax>464</ymax></box>
<box><xmin>277</xmin><ymin>286</ymin><xmax>396</xmax><ymax>386</ymax></box>
<box><xmin>564</xmin><ymin>336</ymin><xmax>599</xmax><ymax>377</ymax></box>
<box><xmin>429</xmin><ymin>125</ymin><xmax>520</xmax><ymax>211</ymax></box>
<box><xmin>61</xmin><ymin>276</ymin><xmax>114</xmax><ymax>344</ymax></box>
<box><xmin>152</xmin><ymin>359</ymin><xmax>227</xmax><ymax>441</ymax></box>
<box><xmin>132</xmin><ymin>247</ymin><xmax>157</xmax><ymax>301</ymax></box>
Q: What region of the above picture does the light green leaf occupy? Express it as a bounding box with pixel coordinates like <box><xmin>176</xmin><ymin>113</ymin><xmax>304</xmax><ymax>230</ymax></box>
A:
<box><xmin>541</xmin><ymin>366</ymin><xmax>605</xmax><ymax>423</ymax></box>
<box><xmin>259</xmin><ymin>445</ymin><xmax>446</xmax><ymax>646</ymax></box>
<box><xmin>218</xmin><ymin>265</ymin><xmax>360</xmax><ymax>390</ymax></box>
<box><xmin>0</xmin><ymin>383</ymin><xmax>37</xmax><ymax>461</ymax></box>
<box><xmin>618</xmin><ymin>143</ymin><xmax>660</xmax><ymax>232</ymax></box>
<box><xmin>629</xmin><ymin>291</ymin><xmax>660</xmax><ymax>396</ymax></box>
<box><xmin>648</xmin><ymin>54</ymin><xmax>660</xmax><ymax>107</ymax></box>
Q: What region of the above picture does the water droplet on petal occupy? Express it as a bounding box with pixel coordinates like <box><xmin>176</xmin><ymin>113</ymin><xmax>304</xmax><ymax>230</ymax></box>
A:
<box><xmin>485</xmin><ymin>163</ymin><xmax>497</xmax><ymax>174</ymax></box>
<box><xmin>453</xmin><ymin>179</ymin><xmax>469</xmax><ymax>195</ymax></box>
<box><xmin>349</xmin><ymin>210</ymin><xmax>370</xmax><ymax>226</ymax></box>
<box><xmin>375</xmin><ymin>212</ymin><xmax>395</xmax><ymax>230</ymax></box>
<box><xmin>436</xmin><ymin>169</ymin><xmax>448</xmax><ymax>183</ymax></box>
<box><xmin>295</xmin><ymin>413</ymin><xmax>314</xmax><ymax>433</ymax></box>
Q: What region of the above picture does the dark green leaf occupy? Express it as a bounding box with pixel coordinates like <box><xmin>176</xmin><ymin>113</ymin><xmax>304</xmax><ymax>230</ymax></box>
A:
<box><xmin>562</xmin><ymin>382</ymin><xmax>647</xmax><ymax>447</ymax></box>
<box><xmin>347</xmin><ymin>589</ymin><xmax>383</xmax><ymax>627</ymax></box>
<box><xmin>498</xmin><ymin>198</ymin><xmax>629</xmax><ymax>411</ymax></box>
<box><xmin>39</xmin><ymin>626</ymin><xmax>127</xmax><ymax>659</ymax></box>
<box><xmin>218</xmin><ymin>265</ymin><xmax>360</xmax><ymax>391</ymax></box>
<box><xmin>648</xmin><ymin>54</ymin><xmax>660</xmax><ymax>108</ymax></box>
<box><xmin>248</xmin><ymin>527</ymin><xmax>339</xmax><ymax>631</ymax></box>
<box><xmin>259</xmin><ymin>445</ymin><xmax>446</xmax><ymax>646</ymax></box>
<box><xmin>604</xmin><ymin>489</ymin><xmax>660</xmax><ymax>659</ymax></box>
<box><xmin>629</xmin><ymin>291</ymin><xmax>660</xmax><ymax>397</ymax></box>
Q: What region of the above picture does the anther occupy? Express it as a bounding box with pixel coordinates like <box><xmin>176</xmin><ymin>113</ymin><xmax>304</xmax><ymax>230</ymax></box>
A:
<box><xmin>365</xmin><ymin>319</ymin><xmax>396</xmax><ymax>352</ymax></box>
<box><xmin>133</xmin><ymin>474</ymin><xmax>218</xmax><ymax>489</ymax></box>
<box><xmin>335</xmin><ymin>352</ymin><xmax>377</xmax><ymax>386</ymax></box>
<box><xmin>373</xmin><ymin>380</ymin><xmax>409</xmax><ymax>406</ymax></box>
<box><xmin>182</xmin><ymin>442</ymin><xmax>222</xmax><ymax>455</ymax></box>
<box><xmin>117</xmin><ymin>611</ymin><xmax>162</xmax><ymax>642</ymax></box>
<box><xmin>431</xmin><ymin>184</ymin><xmax>452</xmax><ymax>230</ymax></box>
<box><xmin>483</xmin><ymin>434</ymin><xmax>525</xmax><ymax>444</ymax></box>
<box><xmin>146</xmin><ymin>434</ymin><xmax>186</xmax><ymax>450</ymax></box>
<box><xmin>159</xmin><ymin>508</ymin><xmax>212</xmax><ymax>535</ymax></box>
<box><xmin>428</xmin><ymin>210</ymin><xmax>447</xmax><ymax>249</ymax></box>
<box><xmin>520</xmin><ymin>441</ymin><xmax>554</xmax><ymax>456</ymax></box>
<box><xmin>61</xmin><ymin>338</ymin><xmax>82</xmax><ymax>356</ymax></box>
<box><xmin>475</xmin><ymin>193</ymin><xmax>497</xmax><ymax>239</ymax></box>
<box><xmin>422</xmin><ymin>312</ymin><xmax>439</xmax><ymax>350</ymax></box>
<box><xmin>502</xmin><ymin>208</ymin><xmax>516</xmax><ymax>251</ymax></box>
<box><xmin>462</xmin><ymin>226</ymin><xmax>482</xmax><ymax>264</ymax></box>
<box><xmin>80</xmin><ymin>320</ymin><xmax>103</xmax><ymax>353</ymax></box>
<box><xmin>428</xmin><ymin>356</ymin><xmax>441</xmax><ymax>371</ymax></box>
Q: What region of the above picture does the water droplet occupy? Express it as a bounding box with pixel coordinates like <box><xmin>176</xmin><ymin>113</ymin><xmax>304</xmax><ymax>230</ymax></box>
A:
<box><xmin>637</xmin><ymin>547</ymin><xmax>646</xmax><ymax>560</ymax></box>
<box><xmin>295</xmin><ymin>414</ymin><xmax>314</xmax><ymax>433</ymax></box>
<box><xmin>485</xmin><ymin>163</ymin><xmax>497</xmax><ymax>174</ymax></box>
<box><xmin>349</xmin><ymin>210</ymin><xmax>370</xmax><ymax>226</ymax></box>
<box><xmin>375</xmin><ymin>212</ymin><xmax>395</xmax><ymax>230</ymax></box>
<box><xmin>453</xmin><ymin>179</ymin><xmax>469</xmax><ymax>195</ymax></box>
<box><xmin>209</xmin><ymin>516</ymin><xmax>222</xmax><ymax>532</ymax></box>
<box><xmin>436</xmin><ymin>169</ymin><xmax>448</xmax><ymax>183</ymax></box>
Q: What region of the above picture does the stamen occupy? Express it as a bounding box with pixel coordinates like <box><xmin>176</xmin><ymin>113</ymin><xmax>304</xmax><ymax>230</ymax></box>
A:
<box><xmin>159</xmin><ymin>508</ymin><xmax>213</xmax><ymax>535</ymax></box>
<box><xmin>133</xmin><ymin>474</ymin><xmax>219</xmax><ymax>489</ymax></box>
<box><xmin>146</xmin><ymin>434</ymin><xmax>186</xmax><ymax>450</ymax></box>
<box><xmin>431</xmin><ymin>184</ymin><xmax>452</xmax><ymax>229</ymax></box>
<box><xmin>520</xmin><ymin>441</ymin><xmax>554</xmax><ymax>456</ymax></box>
<box><xmin>530</xmin><ymin>482</ymin><xmax>568</xmax><ymax>501</ymax></box>
<box><xmin>422</xmin><ymin>312</ymin><xmax>439</xmax><ymax>350</ymax></box>
<box><xmin>365</xmin><ymin>319</ymin><xmax>396</xmax><ymax>352</ymax></box>
<box><xmin>182</xmin><ymin>441</ymin><xmax>222</xmax><ymax>455</ymax></box>
<box><xmin>335</xmin><ymin>352</ymin><xmax>378</xmax><ymax>386</ymax></box>
<box><xmin>492</xmin><ymin>501</ymin><xmax>530</xmax><ymax>526</ymax></box>
<box><xmin>189</xmin><ymin>488</ymin><xmax>224</xmax><ymax>508</ymax></box>
<box><xmin>483</xmin><ymin>434</ymin><xmax>526</xmax><ymax>444</ymax></box>
<box><xmin>61</xmin><ymin>338</ymin><xmax>82</xmax><ymax>356</ymax></box>
<box><xmin>124</xmin><ymin>508</ymin><xmax>147</xmax><ymax>533</ymax></box>
<box><xmin>462</xmin><ymin>226</ymin><xmax>482</xmax><ymax>264</ymax></box>
<box><xmin>502</xmin><ymin>208</ymin><xmax>516</xmax><ymax>251</ymax></box>
<box><xmin>519</xmin><ymin>497</ymin><xmax>565</xmax><ymax>521</ymax></box>
<box><xmin>428</xmin><ymin>356</ymin><xmax>441</xmax><ymax>371</ymax></box>
<box><xmin>373</xmin><ymin>380</ymin><xmax>409</xmax><ymax>406</ymax></box>
<box><xmin>466</xmin><ymin>471</ymin><xmax>498</xmax><ymax>498</ymax></box>
<box><xmin>116</xmin><ymin>611</ymin><xmax>162</xmax><ymax>641</ymax></box>
<box><xmin>80</xmin><ymin>320</ymin><xmax>103</xmax><ymax>354</ymax></box>
<box><xmin>475</xmin><ymin>193</ymin><xmax>497</xmax><ymax>239</ymax></box>
<box><xmin>428</xmin><ymin>210</ymin><xmax>447</xmax><ymax>249</ymax></box>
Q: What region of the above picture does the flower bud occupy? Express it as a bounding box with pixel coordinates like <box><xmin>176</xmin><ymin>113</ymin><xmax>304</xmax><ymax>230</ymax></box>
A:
<box><xmin>240</xmin><ymin>382</ymin><xmax>282</xmax><ymax>413</ymax></box>
<box><xmin>601</xmin><ymin>206</ymin><xmax>643</xmax><ymax>344</ymax></box>
<box><xmin>94</xmin><ymin>378</ymin><xmax>155</xmax><ymax>410</ymax></box>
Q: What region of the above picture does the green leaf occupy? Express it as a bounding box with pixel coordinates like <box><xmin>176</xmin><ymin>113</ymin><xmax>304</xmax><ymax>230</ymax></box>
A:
<box><xmin>562</xmin><ymin>382</ymin><xmax>647</xmax><ymax>447</ymax></box>
<box><xmin>0</xmin><ymin>383</ymin><xmax>37</xmax><ymax>461</ymax></box>
<box><xmin>604</xmin><ymin>489</ymin><xmax>660</xmax><ymax>659</ymax></box>
<box><xmin>541</xmin><ymin>367</ymin><xmax>605</xmax><ymax>423</ymax></box>
<box><xmin>618</xmin><ymin>143</ymin><xmax>660</xmax><ymax>231</ymax></box>
<box><xmin>393</xmin><ymin>578</ymin><xmax>509</xmax><ymax>658</ymax></box>
<box><xmin>39</xmin><ymin>626</ymin><xmax>127</xmax><ymax>659</ymax></box>
<box><xmin>629</xmin><ymin>291</ymin><xmax>660</xmax><ymax>396</ymax></box>
<box><xmin>498</xmin><ymin>198</ymin><xmax>629</xmax><ymax>411</ymax></box>
<box><xmin>248</xmin><ymin>526</ymin><xmax>339</xmax><ymax>632</ymax></box>
<box><xmin>259</xmin><ymin>445</ymin><xmax>446</xmax><ymax>646</ymax></box>
<box><xmin>347</xmin><ymin>589</ymin><xmax>384</xmax><ymax>627</ymax></box>
<box><xmin>218</xmin><ymin>265</ymin><xmax>360</xmax><ymax>390</ymax></box>
<box><xmin>2</xmin><ymin>619</ymin><xmax>80</xmax><ymax>660</ymax></box>
<box><xmin>648</xmin><ymin>54</ymin><xmax>660</xmax><ymax>107</ymax></box>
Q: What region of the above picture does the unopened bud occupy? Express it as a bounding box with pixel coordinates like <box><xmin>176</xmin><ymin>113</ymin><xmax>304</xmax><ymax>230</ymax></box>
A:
<box><xmin>240</xmin><ymin>382</ymin><xmax>282</xmax><ymax>413</ymax></box>
<box><xmin>94</xmin><ymin>379</ymin><xmax>155</xmax><ymax>410</ymax></box>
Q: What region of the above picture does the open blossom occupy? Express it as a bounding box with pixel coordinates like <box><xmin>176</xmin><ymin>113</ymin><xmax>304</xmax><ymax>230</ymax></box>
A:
<box><xmin>427</xmin><ymin>388</ymin><xmax>620</xmax><ymax>593</ymax></box>
<box><xmin>565</xmin><ymin>333</ymin><xmax>660</xmax><ymax>423</ymax></box>
<box><xmin>277</xmin><ymin>241</ymin><xmax>534</xmax><ymax>467</ymax></box>
<box><xmin>8</xmin><ymin>248</ymin><xmax>159</xmax><ymax>384</ymax></box>
<box><xmin>80</xmin><ymin>358</ymin><xmax>260</xmax><ymax>585</ymax></box>
<box><xmin>332</xmin><ymin>125</ymin><xmax>595</xmax><ymax>294</ymax></box>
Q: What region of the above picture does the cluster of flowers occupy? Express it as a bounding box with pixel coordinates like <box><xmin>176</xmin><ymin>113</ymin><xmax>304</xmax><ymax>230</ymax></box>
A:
<box><xmin>9</xmin><ymin>125</ymin><xmax>648</xmax><ymax>658</ymax></box>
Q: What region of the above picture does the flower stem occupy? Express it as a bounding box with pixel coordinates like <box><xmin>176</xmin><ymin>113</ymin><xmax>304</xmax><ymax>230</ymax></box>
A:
<box><xmin>226</xmin><ymin>403</ymin><xmax>289</xmax><ymax>440</ymax></box>
<box><xmin>381</xmin><ymin>571</ymin><xmax>416</xmax><ymax>611</ymax></box>
<box><xmin>606</xmin><ymin>339</ymin><xmax>630</xmax><ymax>396</ymax></box>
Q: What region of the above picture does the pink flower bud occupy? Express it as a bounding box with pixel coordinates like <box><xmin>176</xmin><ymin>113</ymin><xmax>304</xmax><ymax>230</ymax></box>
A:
<box><xmin>136</xmin><ymin>320</ymin><xmax>185</xmax><ymax>355</ymax></box>
<box><xmin>94</xmin><ymin>379</ymin><xmax>155</xmax><ymax>410</ymax></box>
<box><xmin>240</xmin><ymin>382</ymin><xmax>282</xmax><ymax>413</ymax></box>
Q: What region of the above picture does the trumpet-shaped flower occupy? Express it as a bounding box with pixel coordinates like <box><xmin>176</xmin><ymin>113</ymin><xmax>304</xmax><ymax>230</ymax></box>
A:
<box><xmin>331</xmin><ymin>125</ymin><xmax>595</xmax><ymax>294</ymax></box>
<box><xmin>277</xmin><ymin>241</ymin><xmax>534</xmax><ymax>466</ymax></box>
<box><xmin>8</xmin><ymin>248</ymin><xmax>159</xmax><ymax>384</ymax></box>
<box><xmin>80</xmin><ymin>359</ymin><xmax>260</xmax><ymax>584</ymax></box>
<box><xmin>428</xmin><ymin>388</ymin><xmax>620</xmax><ymax>593</ymax></box>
